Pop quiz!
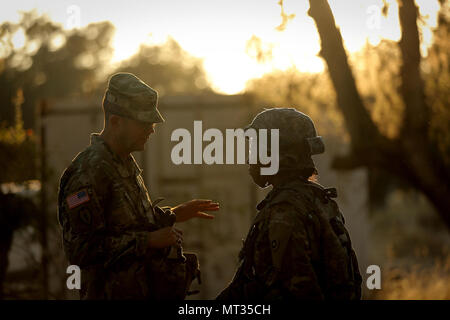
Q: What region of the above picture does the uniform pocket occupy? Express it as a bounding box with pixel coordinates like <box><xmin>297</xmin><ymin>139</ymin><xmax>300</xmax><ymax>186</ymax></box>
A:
<box><xmin>105</xmin><ymin>261</ymin><xmax>148</xmax><ymax>299</ymax></box>
<box><xmin>146</xmin><ymin>258</ymin><xmax>188</xmax><ymax>300</ymax></box>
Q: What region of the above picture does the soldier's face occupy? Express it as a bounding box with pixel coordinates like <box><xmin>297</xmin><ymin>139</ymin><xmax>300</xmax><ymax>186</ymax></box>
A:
<box><xmin>246</xmin><ymin>138</ymin><xmax>271</xmax><ymax>188</ymax></box>
<box><xmin>248</xmin><ymin>163</ymin><xmax>271</xmax><ymax>188</ymax></box>
<box><xmin>118</xmin><ymin>117</ymin><xmax>156</xmax><ymax>152</ymax></box>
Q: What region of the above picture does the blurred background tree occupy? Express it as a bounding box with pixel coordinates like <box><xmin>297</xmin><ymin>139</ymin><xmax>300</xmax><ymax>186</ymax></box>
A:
<box><xmin>0</xmin><ymin>191</ymin><xmax>36</xmax><ymax>299</ymax></box>
<box><xmin>246</xmin><ymin>0</ymin><xmax>449</xmax><ymax>226</ymax></box>
<box><xmin>114</xmin><ymin>37</ymin><xmax>211</xmax><ymax>97</ymax></box>
<box><xmin>307</xmin><ymin>0</ymin><xmax>449</xmax><ymax>227</ymax></box>
<box><xmin>0</xmin><ymin>10</ymin><xmax>212</xmax><ymax>129</ymax></box>
<box><xmin>0</xmin><ymin>10</ymin><xmax>114</xmax><ymax>129</ymax></box>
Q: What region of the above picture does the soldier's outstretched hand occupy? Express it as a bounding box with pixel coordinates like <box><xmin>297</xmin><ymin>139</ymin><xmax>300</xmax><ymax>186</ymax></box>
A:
<box><xmin>172</xmin><ymin>199</ymin><xmax>219</xmax><ymax>223</ymax></box>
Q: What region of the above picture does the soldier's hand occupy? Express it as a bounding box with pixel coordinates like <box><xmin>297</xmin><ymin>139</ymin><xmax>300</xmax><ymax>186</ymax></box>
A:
<box><xmin>147</xmin><ymin>227</ymin><xmax>183</xmax><ymax>248</ymax></box>
<box><xmin>172</xmin><ymin>199</ymin><xmax>219</xmax><ymax>223</ymax></box>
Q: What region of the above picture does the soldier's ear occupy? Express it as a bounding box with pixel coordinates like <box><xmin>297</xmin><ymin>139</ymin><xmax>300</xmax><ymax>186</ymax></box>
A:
<box><xmin>109</xmin><ymin>114</ymin><xmax>121</xmax><ymax>128</ymax></box>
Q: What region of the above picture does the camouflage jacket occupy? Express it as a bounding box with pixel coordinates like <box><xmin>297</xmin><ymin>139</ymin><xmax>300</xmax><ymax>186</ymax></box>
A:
<box><xmin>217</xmin><ymin>178</ymin><xmax>362</xmax><ymax>300</ymax></box>
<box><xmin>57</xmin><ymin>134</ymin><xmax>197</xmax><ymax>299</ymax></box>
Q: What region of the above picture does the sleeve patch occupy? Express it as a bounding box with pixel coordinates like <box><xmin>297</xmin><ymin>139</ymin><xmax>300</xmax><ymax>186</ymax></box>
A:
<box><xmin>66</xmin><ymin>189</ymin><xmax>90</xmax><ymax>209</ymax></box>
<box><xmin>269</xmin><ymin>222</ymin><xmax>293</xmax><ymax>270</ymax></box>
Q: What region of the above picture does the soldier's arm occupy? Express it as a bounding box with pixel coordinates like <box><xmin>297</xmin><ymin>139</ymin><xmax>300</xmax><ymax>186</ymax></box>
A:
<box><xmin>58</xmin><ymin>166</ymin><xmax>152</xmax><ymax>269</ymax></box>
<box><xmin>171</xmin><ymin>199</ymin><xmax>218</xmax><ymax>223</ymax></box>
<box><xmin>264</xmin><ymin>202</ymin><xmax>324</xmax><ymax>300</ymax></box>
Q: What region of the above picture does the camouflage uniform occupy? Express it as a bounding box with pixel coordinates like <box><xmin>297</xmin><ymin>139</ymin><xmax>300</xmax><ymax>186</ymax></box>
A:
<box><xmin>57</xmin><ymin>73</ymin><xmax>199</xmax><ymax>299</ymax></box>
<box><xmin>217</xmin><ymin>108</ymin><xmax>362</xmax><ymax>300</ymax></box>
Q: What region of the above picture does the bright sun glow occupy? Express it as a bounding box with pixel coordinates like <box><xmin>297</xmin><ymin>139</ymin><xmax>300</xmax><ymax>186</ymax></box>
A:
<box><xmin>1</xmin><ymin>0</ymin><xmax>441</xmax><ymax>94</ymax></box>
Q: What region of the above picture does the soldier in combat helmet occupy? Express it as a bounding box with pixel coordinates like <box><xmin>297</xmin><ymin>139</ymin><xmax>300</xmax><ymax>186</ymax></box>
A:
<box><xmin>57</xmin><ymin>72</ymin><xmax>219</xmax><ymax>299</ymax></box>
<box><xmin>217</xmin><ymin>107</ymin><xmax>362</xmax><ymax>300</ymax></box>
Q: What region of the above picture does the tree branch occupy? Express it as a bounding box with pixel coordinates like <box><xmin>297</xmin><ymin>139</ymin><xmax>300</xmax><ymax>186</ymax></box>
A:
<box><xmin>398</xmin><ymin>0</ymin><xmax>430</xmax><ymax>136</ymax></box>
<box><xmin>308</xmin><ymin>0</ymin><xmax>450</xmax><ymax>227</ymax></box>
<box><xmin>308</xmin><ymin>0</ymin><xmax>383</xmax><ymax>151</ymax></box>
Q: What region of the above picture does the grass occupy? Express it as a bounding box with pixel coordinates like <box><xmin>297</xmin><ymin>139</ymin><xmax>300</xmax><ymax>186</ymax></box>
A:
<box><xmin>368</xmin><ymin>189</ymin><xmax>450</xmax><ymax>300</ymax></box>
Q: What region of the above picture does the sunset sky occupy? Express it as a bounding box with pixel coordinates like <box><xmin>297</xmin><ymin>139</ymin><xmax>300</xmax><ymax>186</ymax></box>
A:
<box><xmin>1</xmin><ymin>0</ymin><xmax>440</xmax><ymax>94</ymax></box>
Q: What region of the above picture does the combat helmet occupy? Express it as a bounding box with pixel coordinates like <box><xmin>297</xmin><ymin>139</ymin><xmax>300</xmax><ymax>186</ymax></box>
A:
<box><xmin>246</xmin><ymin>107</ymin><xmax>325</xmax><ymax>175</ymax></box>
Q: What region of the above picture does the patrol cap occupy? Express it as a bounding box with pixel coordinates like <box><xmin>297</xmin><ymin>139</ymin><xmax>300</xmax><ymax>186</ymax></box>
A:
<box><xmin>103</xmin><ymin>72</ymin><xmax>165</xmax><ymax>123</ymax></box>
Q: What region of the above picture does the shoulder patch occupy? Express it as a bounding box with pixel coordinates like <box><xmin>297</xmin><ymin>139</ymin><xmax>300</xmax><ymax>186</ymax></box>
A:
<box><xmin>269</xmin><ymin>220</ymin><xmax>293</xmax><ymax>270</ymax></box>
<box><xmin>66</xmin><ymin>189</ymin><xmax>90</xmax><ymax>209</ymax></box>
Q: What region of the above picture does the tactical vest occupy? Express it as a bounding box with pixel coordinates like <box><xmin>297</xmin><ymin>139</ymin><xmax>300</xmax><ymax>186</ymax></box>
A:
<box><xmin>220</xmin><ymin>179</ymin><xmax>362</xmax><ymax>300</ymax></box>
<box><xmin>140</xmin><ymin>205</ymin><xmax>201</xmax><ymax>300</ymax></box>
<box><xmin>301</xmin><ymin>181</ymin><xmax>362</xmax><ymax>299</ymax></box>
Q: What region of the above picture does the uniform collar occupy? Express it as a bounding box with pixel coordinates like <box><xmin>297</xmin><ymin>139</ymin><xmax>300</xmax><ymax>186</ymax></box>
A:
<box><xmin>90</xmin><ymin>133</ymin><xmax>143</xmax><ymax>177</ymax></box>
<box><xmin>255</xmin><ymin>177</ymin><xmax>310</xmax><ymax>211</ymax></box>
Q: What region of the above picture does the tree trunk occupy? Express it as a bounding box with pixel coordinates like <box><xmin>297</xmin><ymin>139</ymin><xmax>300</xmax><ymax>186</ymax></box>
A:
<box><xmin>308</xmin><ymin>0</ymin><xmax>450</xmax><ymax>228</ymax></box>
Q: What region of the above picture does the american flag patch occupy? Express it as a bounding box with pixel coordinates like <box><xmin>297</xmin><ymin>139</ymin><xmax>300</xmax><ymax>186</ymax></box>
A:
<box><xmin>66</xmin><ymin>189</ymin><xmax>90</xmax><ymax>209</ymax></box>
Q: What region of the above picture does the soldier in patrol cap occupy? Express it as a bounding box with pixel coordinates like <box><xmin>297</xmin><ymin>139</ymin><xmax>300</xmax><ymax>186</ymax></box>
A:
<box><xmin>57</xmin><ymin>72</ymin><xmax>219</xmax><ymax>299</ymax></box>
<box><xmin>217</xmin><ymin>107</ymin><xmax>362</xmax><ymax>300</ymax></box>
